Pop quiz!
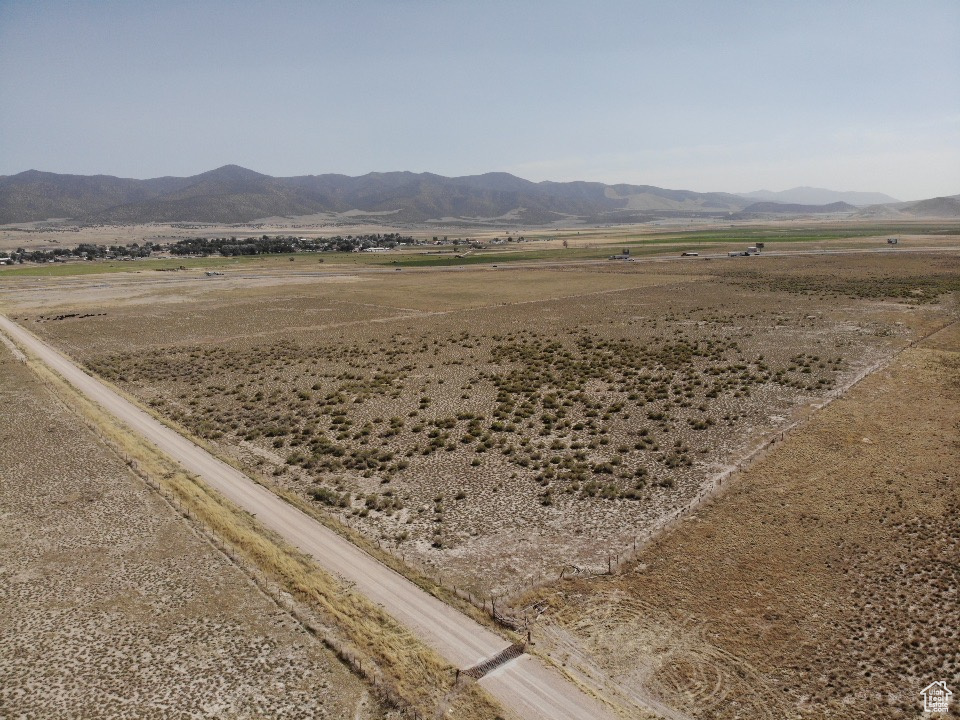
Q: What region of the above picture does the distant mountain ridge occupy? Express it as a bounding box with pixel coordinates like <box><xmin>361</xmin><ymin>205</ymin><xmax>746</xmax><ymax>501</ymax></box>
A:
<box><xmin>0</xmin><ymin>166</ymin><xmax>751</xmax><ymax>225</ymax></box>
<box><xmin>741</xmin><ymin>201</ymin><xmax>858</xmax><ymax>214</ymax></box>
<box><xmin>851</xmin><ymin>194</ymin><xmax>960</xmax><ymax>220</ymax></box>
<box><xmin>891</xmin><ymin>196</ymin><xmax>960</xmax><ymax>218</ymax></box>
<box><xmin>0</xmin><ymin>166</ymin><xmax>942</xmax><ymax>225</ymax></box>
<box><xmin>740</xmin><ymin>186</ymin><xmax>900</xmax><ymax>206</ymax></box>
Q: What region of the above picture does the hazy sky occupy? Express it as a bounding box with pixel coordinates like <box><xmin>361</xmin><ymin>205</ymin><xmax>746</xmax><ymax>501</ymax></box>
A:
<box><xmin>1</xmin><ymin>0</ymin><xmax>958</xmax><ymax>200</ymax></box>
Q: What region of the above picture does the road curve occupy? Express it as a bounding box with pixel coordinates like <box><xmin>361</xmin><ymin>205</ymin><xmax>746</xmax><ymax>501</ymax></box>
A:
<box><xmin>0</xmin><ymin>314</ymin><xmax>622</xmax><ymax>720</ymax></box>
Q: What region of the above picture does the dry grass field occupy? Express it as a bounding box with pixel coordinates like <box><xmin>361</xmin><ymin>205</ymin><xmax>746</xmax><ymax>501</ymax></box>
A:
<box><xmin>526</xmin><ymin>321</ymin><xmax>959</xmax><ymax>720</ymax></box>
<box><xmin>2</xmin><ymin>234</ymin><xmax>959</xmax><ymax>720</ymax></box>
<box><xmin>5</xmin><ymin>250</ymin><xmax>956</xmax><ymax>609</ymax></box>
<box><xmin>0</xmin><ymin>344</ymin><xmax>386</xmax><ymax>719</ymax></box>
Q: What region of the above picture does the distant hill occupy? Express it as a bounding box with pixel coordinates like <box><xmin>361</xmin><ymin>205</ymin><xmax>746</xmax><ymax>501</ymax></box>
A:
<box><xmin>853</xmin><ymin>194</ymin><xmax>960</xmax><ymax>220</ymax></box>
<box><xmin>0</xmin><ymin>166</ymin><xmax>752</xmax><ymax>225</ymax></box>
<box><xmin>740</xmin><ymin>201</ymin><xmax>858</xmax><ymax>215</ymax></box>
<box><xmin>0</xmin><ymin>170</ymin><xmax>154</xmax><ymax>222</ymax></box>
<box><xmin>0</xmin><ymin>166</ymin><xmax>943</xmax><ymax>225</ymax></box>
<box><xmin>896</xmin><ymin>196</ymin><xmax>960</xmax><ymax>218</ymax></box>
<box><xmin>740</xmin><ymin>187</ymin><xmax>900</xmax><ymax>206</ymax></box>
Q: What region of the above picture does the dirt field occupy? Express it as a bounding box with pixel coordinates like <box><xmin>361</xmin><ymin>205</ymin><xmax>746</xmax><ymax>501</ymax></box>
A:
<box><xmin>4</xmin><ymin>251</ymin><xmax>956</xmax><ymax>605</ymax></box>
<box><xmin>527</xmin><ymin>321</ymin><xmax>960</xmax><ymax>719</ymax></box>
<box><xmin>2</xmin><ymin>236</ymin><xmax>959</xmax><ymax>719</ymax></box>
<box><xmin>0</xmin><ymin>344</ymin><xmax>385</xmax><ymax>719</ymax></box>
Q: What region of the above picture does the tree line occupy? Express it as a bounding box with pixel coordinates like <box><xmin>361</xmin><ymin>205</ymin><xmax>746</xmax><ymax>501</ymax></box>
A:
<box><xmin>169</xmin><ymin>233</ymin><xmax>413</xmax><ymax>256</ymax></box>
<box><xmin>1</xmin><ymin>233</ymin><xmax>418</xmax><ymax>263</ymax></box>
<box><xmin>1</xmin><ymin>242</ymin><xmax>157</xmax><ymax>264</ymax></box>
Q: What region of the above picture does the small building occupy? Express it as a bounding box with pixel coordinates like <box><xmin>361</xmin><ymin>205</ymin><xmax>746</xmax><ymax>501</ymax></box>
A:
<box><xmin>363</xmin><ymin>247</ymin><xmax>390</xmax><ymax>253</ymax></box>
<box><xmin>887</xmin><ymin>237</ymin><xmax>898</xmax><ymax>244</ymax></box>
<box><xmin>0</xmin><ymin>257</ymin><xmax>12</xmax><ymax>265</ymax></box>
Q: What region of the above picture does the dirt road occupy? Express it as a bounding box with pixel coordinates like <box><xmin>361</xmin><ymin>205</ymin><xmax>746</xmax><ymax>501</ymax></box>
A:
<box><xmin>0</xmin><ymin>314</ymin><xmax>625</xmax><ymax>720</ymax></box>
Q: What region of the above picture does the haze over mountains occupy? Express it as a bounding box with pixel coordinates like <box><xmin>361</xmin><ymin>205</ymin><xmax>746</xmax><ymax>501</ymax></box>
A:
<box><xmin>739</xmin><ymin>187</ymin><xmax>901</xmax><ymax>206</ymax></box>
<box><xmin>0</xmin><ymin>165</ymin><xmax>954</xmax><ymax>226</ymax></box>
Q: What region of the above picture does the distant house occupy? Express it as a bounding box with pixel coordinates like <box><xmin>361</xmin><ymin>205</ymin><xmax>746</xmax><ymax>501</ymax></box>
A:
<box><xmin>921</xmin><ymin>681</ymin><xmax>952</xmax><ymax>713</ymax></box>
<box><xmin>0</xmin><ymin>257</ymin><xmax>12</xmax><ymax>265</ymax></box>
<box><xmin>887</xmin><ymin>237</ymin><xmax>898</xmax><ymax>244</ymax></box>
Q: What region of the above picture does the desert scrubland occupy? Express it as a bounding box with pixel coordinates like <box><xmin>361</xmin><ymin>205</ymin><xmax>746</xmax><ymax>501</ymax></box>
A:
<box><xmin>2</xmin><ymin>228</ymin><xmax>958</xmax><ymax>720</ymax></box>
<box><xmin>528</xmin><ymin>320</ymin><xmax>959</xmax><ymax>719</ymax></box>
<box><xmin>6</xmin><ymin>250</ymin><xmax>955</xmax><ymax>597</ymax></box>
<box><xmin>0</xmin><ymin>343</ymin><xmax>385</xmax><ymax>719</ymax></box>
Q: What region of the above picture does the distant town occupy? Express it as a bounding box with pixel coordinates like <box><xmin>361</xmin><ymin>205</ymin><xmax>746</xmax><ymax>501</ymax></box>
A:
<box><xmin>1</xmin><ymin>233</ymin><xmax>534</xmax><ymax>265</ymax></box>
<box><xmin>0</xmin><ymin>232</ymin><xmax>541</xmax><ymax>265</ymax></box>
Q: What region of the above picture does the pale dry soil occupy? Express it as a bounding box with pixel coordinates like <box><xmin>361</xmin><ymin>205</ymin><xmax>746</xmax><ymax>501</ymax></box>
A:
<box><xmin>529</xmin><ymin>320</ymin><xmax>960</xmax><ymax>720</ymax></box>
<box><xmin>0</xmin><ymin>345</ymin><xmax>385</xmax><ymax>719</ymax></box>
<box><xmin>5</xmin><ymin>255</ymin><xmax>957</xmax><ymax>605</ymax></box>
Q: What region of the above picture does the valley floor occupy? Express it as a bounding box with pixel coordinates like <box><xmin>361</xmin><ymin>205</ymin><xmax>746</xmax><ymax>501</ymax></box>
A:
<box><xmin>531</xmin><ymin>320</ymin><xmax>960</xmax><ymax>719</ymax></box>
<box><xmin>0</xmin><ymin>343</ymin><xmax>384</xmax><ymax>719</ymax></box>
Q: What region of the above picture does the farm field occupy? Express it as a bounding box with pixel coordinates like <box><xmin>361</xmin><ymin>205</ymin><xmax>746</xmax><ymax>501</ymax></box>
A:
<box><xmin>2</xmin><ymin>221</ymin><xmax>959</xmax><ymax>278</ymax></box>
<box><xmin>3</xmin><ymin>246</ymin><xmax>957</xmax><ymax>608</ymax></box>
<box><xmin>0</xmin><ymin>343</ymin><xmax>385</xmax><ymax>719</ymax></box>
<box><xmin>527</xmin><ymin>320</ymin><xmax>960</xmax><ymax>720</ymax></box>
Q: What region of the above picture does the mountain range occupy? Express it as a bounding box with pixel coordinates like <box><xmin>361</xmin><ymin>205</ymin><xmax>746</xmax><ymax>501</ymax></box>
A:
<box><xmin>0</xmin><ymin>166</ymin><xmax>952</xmax><ymax>225</ymax></box>
<box><xmin>739</xmin><ymin>187</ymin><xmax>900</xmax><ymax>206</ymax></box>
